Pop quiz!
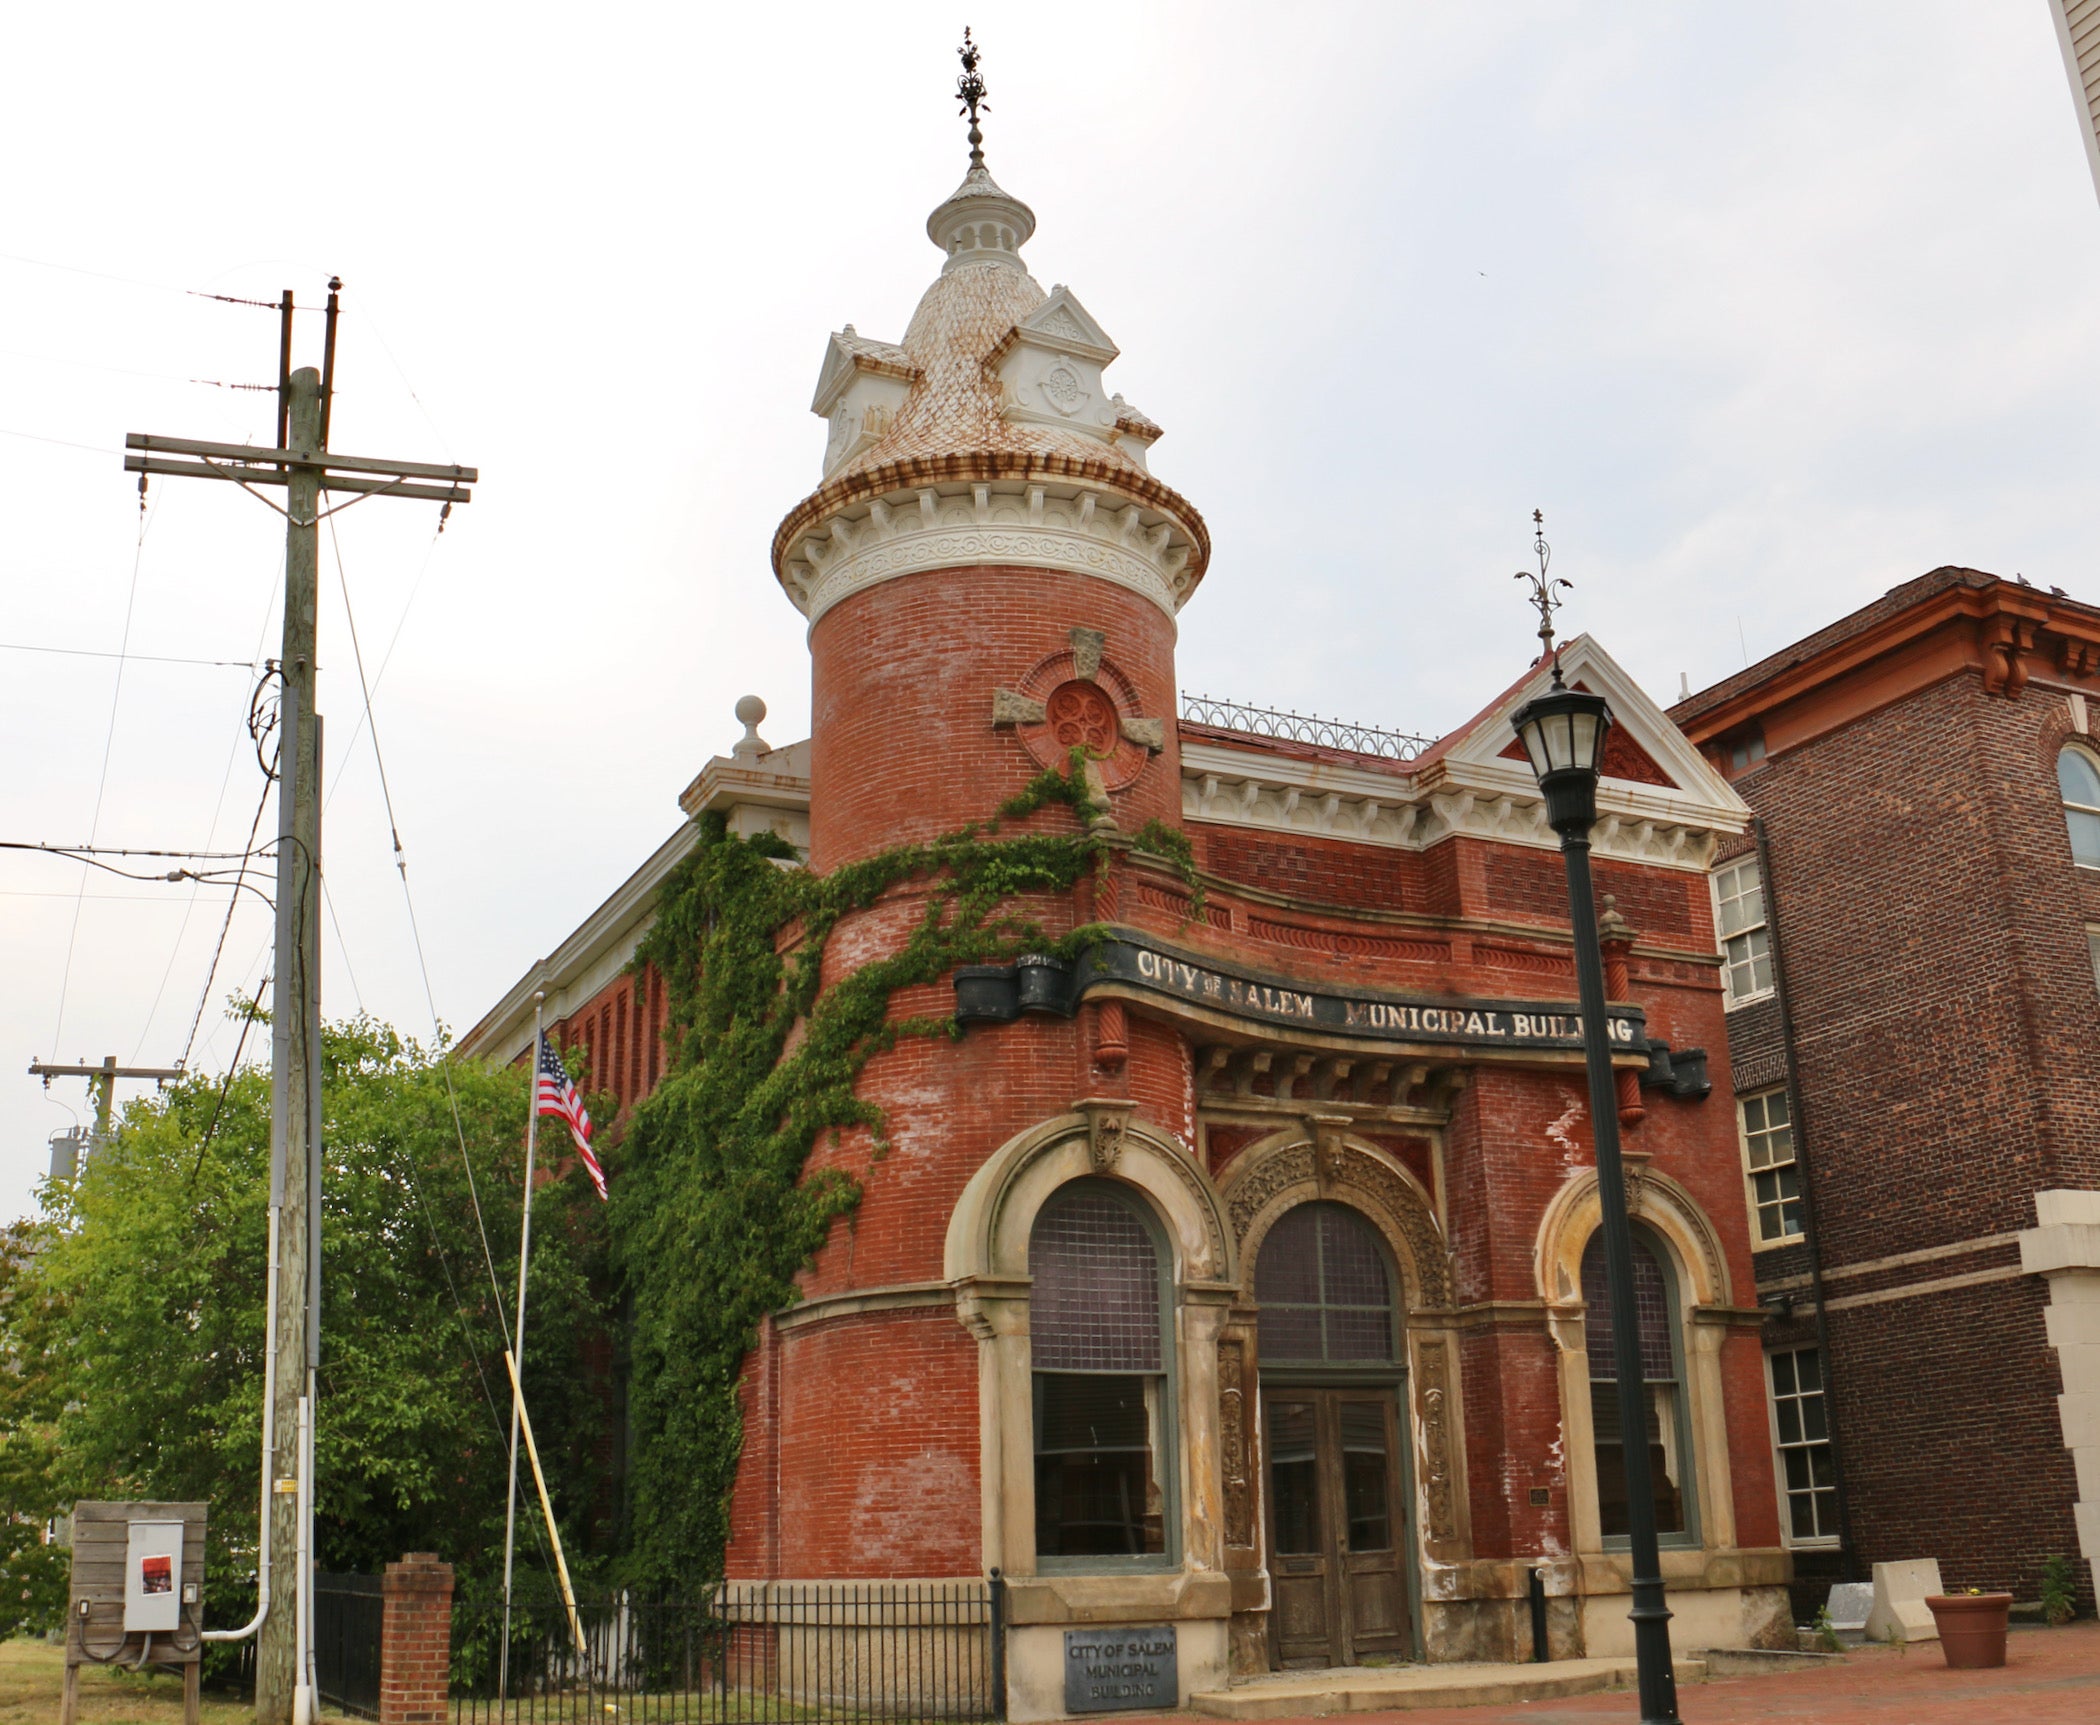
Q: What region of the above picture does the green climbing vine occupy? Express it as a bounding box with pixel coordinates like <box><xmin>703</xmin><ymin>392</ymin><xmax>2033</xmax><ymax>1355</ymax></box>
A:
<box><xmin>614</xmin><ymin>754</ymin><xmax>1206</xmax><ymax>1590</ymax></box>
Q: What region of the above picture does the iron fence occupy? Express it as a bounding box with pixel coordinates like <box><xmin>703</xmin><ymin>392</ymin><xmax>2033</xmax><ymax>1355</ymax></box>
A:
<box><xmin>451</xmin><ymin>1577</ymin><xmax>1005</xmax><ymax>1725</ymax></box>
<box><xmin>1180</xmin><ymin>692</ymin><xmax>1436</xmax><ymax>762</ymax></box>
<box><xmin>315</xmin><ymin>1571</ymin><xmax>385</xmax><ymax>1720</ymax></box>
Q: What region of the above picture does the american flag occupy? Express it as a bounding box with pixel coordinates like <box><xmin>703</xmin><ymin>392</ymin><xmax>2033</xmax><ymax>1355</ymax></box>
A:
<box><xmin>537</xmin><ymin>1033</ymin><xmax>606</xmax><ymax>1200</ymax></box>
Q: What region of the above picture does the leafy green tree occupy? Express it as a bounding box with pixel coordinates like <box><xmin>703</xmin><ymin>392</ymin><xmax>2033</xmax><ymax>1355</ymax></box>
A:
<box><xmin>0</xmin><ymin>1014</ymin><xmax>612</xmax><ymax>1637</ymax></box>
<box><xmin>0</xmin><ymin>1218</ymin><xmax>69</xmax><ymax>1633</ymax></box>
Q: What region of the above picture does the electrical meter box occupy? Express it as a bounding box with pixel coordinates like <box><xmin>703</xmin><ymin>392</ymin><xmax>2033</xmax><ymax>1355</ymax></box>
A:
<box><xmin>122</xmin><ymin>1519</ymin><xmax>184</xmax><ymax>1632</ymax></box>
<box><xmin>65</xmin><ymin>1499</ymin><xmax>206</xmax><ymax>1702</ymax></box>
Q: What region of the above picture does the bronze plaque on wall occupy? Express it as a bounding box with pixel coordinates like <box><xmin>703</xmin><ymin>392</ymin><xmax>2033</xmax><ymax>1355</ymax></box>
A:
<box><xmin>1064</xmin><ymin>1626</ymin><xmax>1178</xmax><ymax>1713</ymax></box>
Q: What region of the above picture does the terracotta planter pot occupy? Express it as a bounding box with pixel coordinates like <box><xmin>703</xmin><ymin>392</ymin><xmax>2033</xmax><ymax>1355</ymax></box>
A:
<box><xmin>1924</xmin><ymin>1593</ymin><xmax>2014</xmax><ymax>1669</ymax></box>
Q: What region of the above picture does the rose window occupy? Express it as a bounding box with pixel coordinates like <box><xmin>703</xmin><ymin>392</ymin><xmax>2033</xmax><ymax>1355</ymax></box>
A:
<box><xmin>1046</xmin><ymin>681</ymin><xmax>1120</xmax><ymax>758</ymax></box>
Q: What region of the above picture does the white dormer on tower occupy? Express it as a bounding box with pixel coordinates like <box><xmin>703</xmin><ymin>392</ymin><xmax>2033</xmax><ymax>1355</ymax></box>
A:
<box><xmin>812</xmin><ymin>326</ymin><xmax>919</xmax><ymax>480</ymax></box>
<box><xmin>988</xmin><ymin>284</ymin><xmax>1118</xmax><ymax>430</ymax></box>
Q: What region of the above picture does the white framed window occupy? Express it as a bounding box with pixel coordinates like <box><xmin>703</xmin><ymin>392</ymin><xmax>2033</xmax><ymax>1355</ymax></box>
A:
<box><xmin>1737</xmin><ymin>1089</ymin><xmax>1803</xmax><ymax>1246</ymax></box>
<box><xmin>1766</xmin><ymin>1347</ymin><xmax>1840</xmax><ymax>1547</ymax></box>
<box><xmin>2061</xmin><ymin>747</ymin><xmax>2100</xmax><ymax>868</ymax></box>
<box><xmin>2088</xmin><ymin>927</ymin><xmax>2100</xmax><ymax>998</ymax></box>
<box><xmin>1712</xmin><ymin>856</ymin><xmax>1774</xmax><ymax>1006</ymax></box>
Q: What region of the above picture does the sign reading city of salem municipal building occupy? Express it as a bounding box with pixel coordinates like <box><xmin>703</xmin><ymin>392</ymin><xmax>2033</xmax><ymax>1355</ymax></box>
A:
<box><xmin>1064</xmin><ymin>1626</ymin><xmax>1177</xmax><ymax>1714</ymax></box>
<box><xmin>1075</xmin><ymin>932</ymin><xmax>1644</xmax><ymax>1053</ymax></box>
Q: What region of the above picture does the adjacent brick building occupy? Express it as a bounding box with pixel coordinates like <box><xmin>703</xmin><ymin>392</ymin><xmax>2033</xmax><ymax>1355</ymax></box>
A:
<box><xmin>468</xmin><ymin>131</ymin><xmax>1797</xmax><ymax>1713</ymax></box>
<box><xmin>1671</xmin><ymin>567</ymin><xmax>2100</xmax><ymax>1618</ymax></box>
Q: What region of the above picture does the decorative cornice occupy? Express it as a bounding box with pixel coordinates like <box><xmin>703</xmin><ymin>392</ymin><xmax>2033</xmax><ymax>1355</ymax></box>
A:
<box><xmin>778</xmin><ymin>476</ymin><xmax>1203</xmax><ymax>629</ymax></box>
<box><xmin>1180</xmin><ymin>740</ymin><xmax>1724</xmax><ymax>874</ymax></box>
<box><xmin>772</xmin><ymin>451</ymin><xmax>1210</xmax><ymax>611</ymax></box>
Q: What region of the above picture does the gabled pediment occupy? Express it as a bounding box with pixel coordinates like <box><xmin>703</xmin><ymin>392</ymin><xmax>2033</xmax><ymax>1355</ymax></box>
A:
<box><xmin>1017</xmin><ymin>285</ymin><xmax>1119</xmax><ymax>363</ymax></box>
<box><xmin>810</xmin><ymin>326</ymin><xmax>917</xmax><ymax>418</ymax></box>
<box><xmin>809</xmin><ymin>326</ymin><xmax>919</xmax><ymax>478</ymax></box>
<box><xmin>1440</xmin><ymin>635</ymin><xmax>1745</xmax><ymax>814</ymax></box>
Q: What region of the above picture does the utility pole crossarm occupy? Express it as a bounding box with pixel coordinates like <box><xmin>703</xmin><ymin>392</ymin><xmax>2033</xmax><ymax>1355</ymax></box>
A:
<box><xmin>28</xmin><ymin>1061</ymin><xmax>185</xmax><ymax>1082</ymax></box>
<box><xmin>123</xmin><ymin>455</ymin><xmax>471</xmax><ymax>505</ymax></box>
<box><xmin>124</xmin><ymin>434</ymin><xmax>474</xmax><ymax>506</ymax></box>
<box><xmin>123</xmin><ymin>433</ymin><xmax>477</xmax><ymax>484</ymax></box>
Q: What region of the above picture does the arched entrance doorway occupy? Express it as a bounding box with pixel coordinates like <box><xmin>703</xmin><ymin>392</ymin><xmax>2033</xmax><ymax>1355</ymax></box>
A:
<box><xmin>1257</xmin><ymin>1201</ymin><xmax>1411</xmax><ymax>1667</ymax></box>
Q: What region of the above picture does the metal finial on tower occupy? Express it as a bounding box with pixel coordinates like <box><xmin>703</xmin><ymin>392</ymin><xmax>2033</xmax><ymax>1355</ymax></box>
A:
<box><xmin>956</xmin><ymin>27</ymin><xmax>989</xmax><ymax>170</ymax></box>
<box><xmin>1514</xmin><ymin>507</ymin><xmax>1574</xmax><ymax>676</ymax></box>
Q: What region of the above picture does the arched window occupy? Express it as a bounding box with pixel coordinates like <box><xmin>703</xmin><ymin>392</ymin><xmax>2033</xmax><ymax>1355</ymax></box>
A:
<box><xmin>1255</xmin><ymin>1202</ymin><xmax>1397</xmax><ymax>1364</ymax></box>
<box><xmin>2060</xmin><ymin>746</ymin><xmax>2100</xmax><ymax>867</ymax></box>
<box><xmin>1030</xmin><ymin>1182</ymin><xmax>1172</xmax><ymax>1561</ymax></box>
<box><xmin>1581</xmin><ymin>1229</ymin><xmax>1694</xmax><ymax>1541</ymax></box>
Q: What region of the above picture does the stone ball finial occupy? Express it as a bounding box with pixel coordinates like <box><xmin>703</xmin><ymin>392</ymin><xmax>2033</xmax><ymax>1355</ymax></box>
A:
<box><xmin>733</xmin><ymin>694</ymin><xmax>769</xmax><ymax>758</ymax></box>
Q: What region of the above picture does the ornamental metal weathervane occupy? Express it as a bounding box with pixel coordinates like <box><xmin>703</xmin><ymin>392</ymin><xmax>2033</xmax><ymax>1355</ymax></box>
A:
<box><xmin>957</xmin><ymin>27</ymin><xmax>989</xmax><ymax>169</ymax></box>
<box><xmin>1515</xmin><ymin>507</ymin><xmax>1573</xmax><ymax>670</ymax></box>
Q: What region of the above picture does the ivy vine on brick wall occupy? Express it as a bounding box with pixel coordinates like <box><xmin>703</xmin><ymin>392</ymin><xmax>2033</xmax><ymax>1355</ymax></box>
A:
<box><xmin>613</xmin><ymin>755</ymin><xmax>1201</xmax><ymax>1589</ymax></box>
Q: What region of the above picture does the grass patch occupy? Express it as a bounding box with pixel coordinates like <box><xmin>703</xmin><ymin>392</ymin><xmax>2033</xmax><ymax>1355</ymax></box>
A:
<box><xmin>0</xmin><ymin>1637</ymin><xmax>365</xmax><ymax>1725</ymax></box>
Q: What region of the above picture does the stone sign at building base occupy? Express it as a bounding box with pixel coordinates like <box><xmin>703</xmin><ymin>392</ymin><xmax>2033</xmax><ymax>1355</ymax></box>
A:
<box><xmin>1064</xmin><ymin>1625</ymin><xmax>1178</xmax><ymax>1713</ymax></box>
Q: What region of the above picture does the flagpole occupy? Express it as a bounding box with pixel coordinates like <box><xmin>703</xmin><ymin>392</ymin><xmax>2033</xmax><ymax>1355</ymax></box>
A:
<box><xmin>498</xmin><ymin>991</ymin><xmax>544</xmax><ymax>1713</ymax></box>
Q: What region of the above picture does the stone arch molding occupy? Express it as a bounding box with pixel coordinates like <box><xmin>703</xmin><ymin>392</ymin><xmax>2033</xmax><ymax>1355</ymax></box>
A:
<box><xmin>1219</xmin><ymin>1128</ymin><xmax>1453</xmax><ymax>1312</ymax></box>
<box><xmin>1534</xmin><ymin>1164</ymin><xmax>1732</xmax><ymax>1331</ymax></box>
<box><xmin>945</xmin><ymin>1107</ymin><xmax>1236</xmax><ymax>1290</ymax></box>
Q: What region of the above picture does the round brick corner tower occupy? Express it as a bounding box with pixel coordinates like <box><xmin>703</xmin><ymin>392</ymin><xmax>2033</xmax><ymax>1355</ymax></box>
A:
<box><xmin>772</xmin><ymin>160</ymin><xmax>1211</xmax><ymax>873</ymax></box>
<box><xmin>727</xmin><ymin>153</ymin><xmax>1214</xmax><ymax>1590</ymax></box>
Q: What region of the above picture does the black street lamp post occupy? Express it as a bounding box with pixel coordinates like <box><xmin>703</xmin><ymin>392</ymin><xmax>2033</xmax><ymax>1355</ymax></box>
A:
<box><xmin>1511</xmin><ymin>669</ymin><xmax>1683</xmax><ymax>1725</ymax></box>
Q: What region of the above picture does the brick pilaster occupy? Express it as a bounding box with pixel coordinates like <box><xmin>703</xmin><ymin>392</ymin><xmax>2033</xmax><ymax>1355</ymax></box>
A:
<box><xmin>379</xmin><ymin>1552</ymin><xmax>453</xmax><ymax>1725</ymax></box>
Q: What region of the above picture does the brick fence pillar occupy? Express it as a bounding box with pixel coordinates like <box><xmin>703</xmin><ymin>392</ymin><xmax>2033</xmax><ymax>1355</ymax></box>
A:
<box><xmin>379</xmin><ymin>1552</ymin><xmax>453</xmax><ymax>1725</ymax></box>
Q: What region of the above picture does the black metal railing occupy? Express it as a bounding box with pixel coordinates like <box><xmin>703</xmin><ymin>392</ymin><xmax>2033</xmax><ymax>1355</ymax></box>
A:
<box><xmin>452</xmin><ymin>1576</ymin><xmax>1006</xmax><ymax>1725</ymax></box>
<box><xmin>1179</xmin><ymin>692</ymin><xmax>1437</xmax><ymax>762</ymax></box>
<box><xmin>315</xmin><ymin>1571</ymin><xmax>386</xmax><ymax>1720</ymax></box>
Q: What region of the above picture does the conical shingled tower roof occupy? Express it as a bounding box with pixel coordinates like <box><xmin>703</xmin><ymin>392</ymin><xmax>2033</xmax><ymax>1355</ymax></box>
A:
<box><xmin>771</xmin><ymin>148</ymin><xmax>1209</xmax><ymax>623</ymax></box>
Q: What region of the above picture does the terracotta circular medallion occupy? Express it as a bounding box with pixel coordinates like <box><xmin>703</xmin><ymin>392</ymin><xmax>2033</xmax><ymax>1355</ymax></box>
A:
<box><xmin>1045</xmin><ymin>680</ymin><xmax>1120</xmax><ymax>758</ymax></box>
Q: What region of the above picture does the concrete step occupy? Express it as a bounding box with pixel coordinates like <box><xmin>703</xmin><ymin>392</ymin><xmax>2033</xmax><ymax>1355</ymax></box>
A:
<box><xmin>1187</xmin><ymin>1655</ymin><xmax>1709</xmax><ymax>1718</ymax></box>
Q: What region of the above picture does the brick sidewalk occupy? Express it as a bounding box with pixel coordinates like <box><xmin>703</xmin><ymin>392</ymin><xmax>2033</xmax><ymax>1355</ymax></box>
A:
<box><xmin>1156</xmin><ymin>1622</ymin><xmax>2100</xmax><ymax>1725</ymax></box>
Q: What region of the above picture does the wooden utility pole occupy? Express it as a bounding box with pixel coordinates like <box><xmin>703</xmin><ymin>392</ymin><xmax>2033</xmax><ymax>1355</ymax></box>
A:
<box><xmin>27</xmin><ymin>1056</ymin><xmax>185</xmax><ymax>1157</ymax></box>
<box><xmin>124</xmin><ymin>286</ymin><xmax>474</xmax><ymax>1725</ymax></box>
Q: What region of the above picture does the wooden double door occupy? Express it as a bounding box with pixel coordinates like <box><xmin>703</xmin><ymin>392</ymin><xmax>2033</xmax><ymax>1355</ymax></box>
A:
<box><xmin>1264</xmin><ymin>1385</ymin><xmax>1412</xmax><ymax>1667</ymax></box>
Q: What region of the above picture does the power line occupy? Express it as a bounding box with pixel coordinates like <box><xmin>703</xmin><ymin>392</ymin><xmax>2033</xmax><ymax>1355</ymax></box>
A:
<box><xmin>0</xmin><ymin>248</ymin><xmax>191</xmax><ymax>295</ymax></box>
<box><xmin>328</xmin><ymin>516</ymin><xmax>512</xmax><ymax>1331</ymax></box>
<box><xmin>175</xmin><ymin>772</ymin><xmax>278</xmax><ymax>1072</ymax></box>
<box><xmin>0</xmin><ymin>640</ymin><xmax>257</xmax><ymax>670</ymax></box>
<box><xmin>320</xmin><ymin>880</ymin><xmax>367</xmax><ymax>1018</ymax></box>
<box><xmin>50</xmin><ymin>490</ymin><xmax>160</xmax><ymax>1053</ymax></box>
<box><xmin>0</xmin><ymin>343</ymin><xmax>281</xmax><ymax>391</ymax></box>
<box><xmin>0</xmin><ymin>842</ymin><xmax>271</xmax><ymax>861</ymax></box>
<box><xmin>0</xmin><ymin>425</ymin><xmax>118</xmax><ymax>456</ymax></box>
<box><xmin>134</xmin><ymin>601</ymin><xmax>284</xmax><ymax>1066</ymax></box>
<box><xmin>322</xmin><ymin>520</ymin><xmax>448</xmax><ymax>810</ymax></box>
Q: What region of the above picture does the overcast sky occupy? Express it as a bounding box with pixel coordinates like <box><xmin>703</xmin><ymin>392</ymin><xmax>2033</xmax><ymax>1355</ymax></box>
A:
<box><xmin>3</xmin><ymin>3</ymin><xmax>2095</xmax><ymax>1217</ymax></box>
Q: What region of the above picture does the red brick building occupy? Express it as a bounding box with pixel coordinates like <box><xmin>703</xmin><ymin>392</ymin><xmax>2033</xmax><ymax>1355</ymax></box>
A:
<box><xmin>1671</xmin><ymin>567</ymin><xmax>2100</xmax><ymax>1619</ymax></box>
<box><xmin>467</xmin><ymin>142</ymin><xmax>1793</xmax><ymax>1711</ymax></box>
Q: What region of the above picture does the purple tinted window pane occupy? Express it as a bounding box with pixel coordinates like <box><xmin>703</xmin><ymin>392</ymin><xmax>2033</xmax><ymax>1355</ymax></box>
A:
<box><xmin>1325</xmin><ymin>1306</ymin><xmax>1394</xmax><ymax>1361</ymax></box>
<box><xmin>1030</xmin><ymin>1187</ymin><xmax>1161</xmax><ymax>1372</ymax></box>
<box><xmin>1260</xmin><ymin>1306</ymin><xmax>1324</xmax><ymax>1362</ymax></box>
<box><xmin>1254</xmin><ymin>1206</ymin><xmax>1322</xmax><ymax>1305</ymax></box>
<box><xmin>1581</xmin><ymin>1231</ymin><xmax>1676</xmax><ymax>1381</ymax></box>
<box><xmin>1319</xmin><ymin>1208</ymin><xmax>1391</xmax><ymax>1307</ymax></box>
<box><xmin>1257</xmin><ymin>1202</ymin><xmax>1395</xmax><ymax>1363</ymax></box>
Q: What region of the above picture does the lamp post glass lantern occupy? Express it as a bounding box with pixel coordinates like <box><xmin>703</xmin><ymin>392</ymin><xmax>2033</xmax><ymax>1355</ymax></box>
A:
<box><xmin>1511</xmin><ymin>668</ymin><xmax>1683</xmax><ymax>1725</ymax></box>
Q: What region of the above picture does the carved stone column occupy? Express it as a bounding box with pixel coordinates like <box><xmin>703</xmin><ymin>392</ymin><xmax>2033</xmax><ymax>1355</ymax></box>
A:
<box><xmin>954</xmin><ymin>1274</ymin><xmax>1034</xmax><ymax>1576</ymax></box>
